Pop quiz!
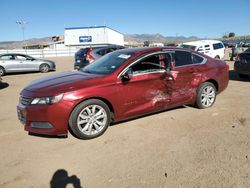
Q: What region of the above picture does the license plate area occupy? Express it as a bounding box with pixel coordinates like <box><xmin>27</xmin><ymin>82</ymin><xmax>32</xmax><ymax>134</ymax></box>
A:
<box><xmin>17</xmin><ymin>107</ymin><xmax>26</xmax><ymax>125</ymax></box>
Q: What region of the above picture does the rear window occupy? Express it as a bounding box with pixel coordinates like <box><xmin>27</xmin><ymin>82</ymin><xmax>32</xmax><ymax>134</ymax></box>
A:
<box><xmin>180</xmin><ymin>44</ymin><xmax>196</xmax><ymax>50</ymax></box>
<box><xmin>213</xmin><ymin>43</ymin><xmax>224</xmax><ymax>50</ymax></box>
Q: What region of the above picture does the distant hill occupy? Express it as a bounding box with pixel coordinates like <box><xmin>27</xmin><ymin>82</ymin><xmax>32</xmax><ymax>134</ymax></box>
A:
<box><xmin>125</xmin><ymin>34</ymin><xmax>201</xmax><ymax>45</ymax></box>
<box><xmin>0</xmin><ymin>34</ymin><xmax>201</xmax><ymax>49</ymax></box>
<box><xmin>0</xmin><ymin>37</ymin><xmax>52</xmax><ymax>49</ymax></box>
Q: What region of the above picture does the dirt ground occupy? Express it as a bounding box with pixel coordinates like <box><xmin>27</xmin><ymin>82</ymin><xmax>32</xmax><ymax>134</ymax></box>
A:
<box><xmin>0</xmin><ymin>50</ymin><xmax>249</xmax><ymax>188</ymax></box>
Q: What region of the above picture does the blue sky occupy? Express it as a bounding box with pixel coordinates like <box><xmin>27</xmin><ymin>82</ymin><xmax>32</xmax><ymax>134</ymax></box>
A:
<box><xmin>0</xmin><ymin>0</ymin><xmax>250</xmax><ymax>41</ymax></box>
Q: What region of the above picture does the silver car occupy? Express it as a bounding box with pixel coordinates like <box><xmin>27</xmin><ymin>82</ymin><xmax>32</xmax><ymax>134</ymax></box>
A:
<box><xmin>0</xmin><ymin>53</ymin><xmax>56</xmax><ymax>76</ymax></box>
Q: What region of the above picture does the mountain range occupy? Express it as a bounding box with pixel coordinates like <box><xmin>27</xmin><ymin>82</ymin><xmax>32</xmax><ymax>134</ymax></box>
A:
<box><xmin>0</xmin><ymin>34</ymin><xmax>201</xmax><ymax>49</ymax></box>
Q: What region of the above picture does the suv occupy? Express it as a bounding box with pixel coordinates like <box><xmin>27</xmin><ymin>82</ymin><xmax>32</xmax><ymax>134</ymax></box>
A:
<box><xmin>180</xmin><ymin>40</ymin><xmax>225</xmax><ymax>59</ymax></box>
<box><xmin>74</xmin><ymin>45</ymin><xmax>124</xmax><ymax>69</ymax></box>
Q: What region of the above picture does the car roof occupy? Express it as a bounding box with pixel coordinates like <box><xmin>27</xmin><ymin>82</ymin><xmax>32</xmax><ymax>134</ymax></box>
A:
<box><xmin>115</xmin><ymin>47</ymin><xmax>189</xmax><ymax>54</ymax></box>
<box><xmin>182</xmin><ymin>40</ymin><xmax>223</xmax><ymax>46</ymax></box>
<box><xmin>79</xmin><ymin>45</ymin><xmax>124</xmax><ymax>50</ymax></box>
<box><xmin>0</xmin><ymin>53</ymin><xmax>30</xmax><ymax>56</ymax></box>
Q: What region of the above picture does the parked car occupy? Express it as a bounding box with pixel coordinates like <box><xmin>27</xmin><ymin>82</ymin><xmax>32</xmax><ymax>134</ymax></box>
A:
<box><xmin>0</xmin><ymin>53</ymin><xmax>56</xmax><ymax>76</ymax></box>
<box><xmin>74</xmin><ymin>45</ymin><xmax>124</xmax><ymax>69</ymax></box>
<box><xmin>180</xmin><ymin>40</ymin><xmax>225</xmax><ymax>59</ymax></box>
<box><xmin>17</xmin><ymin>47</ymin><xmax>229</xmax><ymax>139</ymax></box>
<box><xmin>234</xmin><ymin>48</ymin><xmax>250</xmax><ymax>78</ymax></box>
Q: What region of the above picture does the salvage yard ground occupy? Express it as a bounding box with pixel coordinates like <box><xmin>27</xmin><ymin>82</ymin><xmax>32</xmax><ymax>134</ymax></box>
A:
<box><xmin>0</xmin><ymin>49</ymin><xmax>250</xmax><ymax>187</ymax></box>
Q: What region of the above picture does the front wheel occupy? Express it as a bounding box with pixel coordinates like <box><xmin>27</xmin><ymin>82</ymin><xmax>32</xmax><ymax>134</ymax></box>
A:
<box><xmin>40</xmin><ymin>64</ymin><xmax>50</xmax><ymax>73</ymax></box>
<box><xmin>0</xmin><ymin>67</ymin><xmax>5</xmax><ymax>76</ymax></box>
<box><xmin>69</xmin><ymin>99</ymin><xmax>111</xmax><ymax>139</ymax></box>
<box><xmin>196</xmin><ymin>82</ymin><xmax>216</xmax><ymax>109</ymax></box>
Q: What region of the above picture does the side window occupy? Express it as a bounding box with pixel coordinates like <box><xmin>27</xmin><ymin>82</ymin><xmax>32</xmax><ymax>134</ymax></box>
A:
<box><xmin>213</xmin><ymin>43</ymin><xmax>224</xmax><ymax>50</ymax></box>
<box><xmin>197</xmin><ymin>46</ymin><xmax>204</xmax><ymax>53</ymax></box>
<box><xmin>16</xmin><ymin>55</ymin><xmax>27</xmax><ymax>60</ymax></box>
<box><xmin>192</xmin><ymin>54</ymin><xmax>204</xmax><ymax>64</ymax></box>
<box><xmin>0</xmin><ymin>55</ymin><xmax>14</xmax><ymax>60</ymax></box>
<box><xmin>96</xmin><ymin>49</ymin><xmax>106</xmax><ymax>56</ymax></box>
<box><xmin>175</xmin><ymin>51</ymin><xmax>192</xmax><ymax>67</ymax></box>
<box><xmin>106</xmin><ymin>48</ymin><xmax>115</xmax><ymax>53</ymax></box>
<box><xmin>131</xmin><ymin>54</ymin><xmax>163</xmax><ymax>75</ymax></box>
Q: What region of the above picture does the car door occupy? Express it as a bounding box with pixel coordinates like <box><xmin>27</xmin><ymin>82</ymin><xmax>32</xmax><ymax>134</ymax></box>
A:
<box><xmin>0</xmin><ymin>54</ymin><xmax>20</xmax><ymax>72</ymax></box>
<box><xmin>117</xmin><ymin>52</ymin><xmax>173</xmax><ymax>118</ymax></box>
<box><xmin>167</xmin><ymin>50</ymin><xmax>198</xmax><ymax>106</ymax></box>
<box><xmin>14</xmin><ymin>54</ymin><xmax>36</xmax><ymax>71</ymax></box>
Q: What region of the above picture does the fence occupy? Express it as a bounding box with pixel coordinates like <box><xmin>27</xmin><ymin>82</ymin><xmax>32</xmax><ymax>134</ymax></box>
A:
<box><xmin>0</xmin><ymin>48</ymin><xmax>78</xmax><ymax>58</ymax></box>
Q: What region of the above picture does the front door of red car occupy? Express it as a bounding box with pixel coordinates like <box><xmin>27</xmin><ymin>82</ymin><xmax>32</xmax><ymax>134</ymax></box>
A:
<box><xmin>117</xmin><ymin>53</ymin><xmax>173</xmax><ymax>118</ymax></box>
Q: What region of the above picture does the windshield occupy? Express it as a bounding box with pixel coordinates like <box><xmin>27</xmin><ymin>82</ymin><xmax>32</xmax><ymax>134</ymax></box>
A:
<box><xmin>81</xmin><ymin>51</ymin><xmax>134</xmax><ymax>75</ymax></box>
<box><xmin>180</xmin><ymin>44</ymin><xmax>196</xmax><ymax>50</ymax></box>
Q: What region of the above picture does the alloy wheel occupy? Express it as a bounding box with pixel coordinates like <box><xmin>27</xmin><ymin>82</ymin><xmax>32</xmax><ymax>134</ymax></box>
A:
<box><xmin>77</xmin><ymin>105</ymin><xmax>107</xmax><ymax>136</ymax></box>
<box><xmin>200</xmin><ymin>85</ymin><xmax>216</xmax><ymax>107</ymax></box>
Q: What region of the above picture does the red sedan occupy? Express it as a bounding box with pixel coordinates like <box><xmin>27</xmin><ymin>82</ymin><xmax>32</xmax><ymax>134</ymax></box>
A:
<box><xmin>17</xmin><ymin>47</ymin><xmax>229</xmax><ymax>139</ymax></box>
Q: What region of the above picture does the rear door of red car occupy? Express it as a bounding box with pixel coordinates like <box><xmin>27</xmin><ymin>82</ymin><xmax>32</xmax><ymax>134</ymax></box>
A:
<box><xmin>168</xmin><ymin>50</ymin><xmax>205</xmax><ymax>105</ymax></box>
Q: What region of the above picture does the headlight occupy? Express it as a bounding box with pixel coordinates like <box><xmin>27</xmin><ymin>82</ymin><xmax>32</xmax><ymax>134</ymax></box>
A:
<box><xmin>31</xmin><ymin>94</ymin><xmax>63</xmax><ymax>105</ymax></box>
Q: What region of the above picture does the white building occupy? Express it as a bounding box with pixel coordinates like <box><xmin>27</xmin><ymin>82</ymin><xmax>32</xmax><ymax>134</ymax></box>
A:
<box><xmin>64</xmin><ymin>26</ymin><xmax>124</xmax><ymax>47</ymax></box>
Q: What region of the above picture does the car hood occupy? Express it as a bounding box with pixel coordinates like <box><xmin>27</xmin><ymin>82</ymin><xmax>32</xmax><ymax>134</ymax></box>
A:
<box><xmin>24</xmin><ymin>71</ymin><xmax>102</xmax><ymax>94</ymax></box>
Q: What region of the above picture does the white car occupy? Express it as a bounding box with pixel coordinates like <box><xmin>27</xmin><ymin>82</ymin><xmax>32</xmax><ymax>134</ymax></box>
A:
<box><xmin>180</xmin><ymin>40</ymin><xmax>225</xmax><ymax>59</ymax></box>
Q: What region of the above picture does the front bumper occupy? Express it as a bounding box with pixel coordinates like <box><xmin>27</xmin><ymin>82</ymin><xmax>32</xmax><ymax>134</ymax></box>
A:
<box><xmin>17</xmin><ymin>99</ymin><xmax>73</xmax><ymax>136</ymax></box>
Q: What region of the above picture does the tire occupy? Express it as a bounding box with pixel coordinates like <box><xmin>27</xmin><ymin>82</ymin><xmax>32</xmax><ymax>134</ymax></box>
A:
<box><xmin>0</xmin><ymin>67</ymin><xmax>5</xmax><ymax>76</ymax></box>
<box><xmin>215</xmin><ymin>55</ymin><xmax>220</xmax><ymax>59</ymax></box>
<box><xmin>195</xmin><ymin>82</ymin><xmax>216</xmax><ymax>109</ymax></box>
<box><xmin>39</xmin><ymin>64</ymin><xmax>50</xmax><ymax>73</ymax></box>
<box><xmin>238</xmin><ymin>74</ymin><xmax>248</xmax><ymax>79</ymax></box>
<box><xmin>69</xmin><ymin>99</ymin><xmax>111</xmax><ymax>139</ymax></box>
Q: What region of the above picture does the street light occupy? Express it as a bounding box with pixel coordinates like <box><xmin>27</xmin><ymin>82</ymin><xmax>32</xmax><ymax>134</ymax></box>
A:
<box><xmin>16</xmin><ymin>20</ymin><xmax>28</xmax><ymax>49</ymax></box>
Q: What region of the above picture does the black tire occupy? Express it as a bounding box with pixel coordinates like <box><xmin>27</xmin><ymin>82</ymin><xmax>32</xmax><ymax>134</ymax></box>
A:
<box><xmin>195</xmin><ymin>82</ymin><xmax>216</xmax><ymax>109</ymax></box>
<box><xmin>215</xmin><ymin>55</ymin><xmax>220</xmax><ymax>59</ymax></box>
<box><xmin>39</xmin><ymin>64</ymin><xmax>50</xmax><ymax>73</ymax></box>
<box><xmin>0</xmin><ymin>66</ymin><xmax>5</xmax><ymax>76</ymax></box>
<box><xmin>69</xmin><ymin>99</ymin><xmax>111</xmax><ymax>139</ymax></box>
<box><xmin>238</xmin><ymin>74</ymin><xmax>248</xmax><ymax>79</ymax></box>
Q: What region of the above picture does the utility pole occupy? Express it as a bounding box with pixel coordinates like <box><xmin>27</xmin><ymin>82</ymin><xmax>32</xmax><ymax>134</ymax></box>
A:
<box><xmin>16</xmin><ymin>20</ymin><xmax>28</xmax><ymax>50</ymax></box>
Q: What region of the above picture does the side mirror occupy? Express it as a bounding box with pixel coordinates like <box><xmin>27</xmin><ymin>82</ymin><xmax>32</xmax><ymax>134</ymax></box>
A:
<box><xmin>121</xmin><ymin>68</ymin><xmax>133</xmax><ymax>82</ymax></box>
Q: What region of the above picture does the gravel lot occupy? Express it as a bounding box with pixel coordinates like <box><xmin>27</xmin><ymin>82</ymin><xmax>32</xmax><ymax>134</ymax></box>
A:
<box><xmin>0</xmin><ymin>50</ymin><xmax>250</xmax><ymax>188</ymax></box>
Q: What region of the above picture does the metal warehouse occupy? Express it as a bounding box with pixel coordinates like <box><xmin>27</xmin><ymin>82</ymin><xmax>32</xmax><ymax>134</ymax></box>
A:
<box><xmin>64</xmin><ymin>26</ymin><xmax>124</xmax><ymax>47</ymax></box>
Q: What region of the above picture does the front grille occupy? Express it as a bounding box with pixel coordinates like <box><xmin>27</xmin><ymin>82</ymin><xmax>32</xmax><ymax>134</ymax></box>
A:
<box><xmin>20</xmin><ymin>96</ymin><xmax>33</xmax><ymax>106</ymax></box>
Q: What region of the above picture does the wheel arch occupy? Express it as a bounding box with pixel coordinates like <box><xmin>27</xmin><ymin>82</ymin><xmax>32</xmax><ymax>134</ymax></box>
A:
<box><xmin>70</xmin><ymin>96</ymin><xmax>115</xmax><ymax>122</ymax></box>
<box><xmin>204</xmin><ymin>79</ymin><xmax>219</xmax><ymax>91</ymax></box>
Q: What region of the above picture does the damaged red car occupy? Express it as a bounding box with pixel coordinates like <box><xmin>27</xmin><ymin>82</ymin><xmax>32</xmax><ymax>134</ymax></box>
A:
<box><xmin>17</xmin><ymin>47</ymin><xmax>229</xmax><ymax>139</ymax></box>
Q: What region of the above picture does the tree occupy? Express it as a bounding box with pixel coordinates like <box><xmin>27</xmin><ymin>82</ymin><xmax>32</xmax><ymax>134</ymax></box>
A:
<box><xmin>229</xmin><ymin>32</ymin><xmax>236</xmax><ymax>38</ymax></box>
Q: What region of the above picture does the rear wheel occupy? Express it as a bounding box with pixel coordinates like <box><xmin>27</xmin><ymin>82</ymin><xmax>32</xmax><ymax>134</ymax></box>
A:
<box><xmin>196</xmin><ymin>82</ymin><xmax>216</xmax><ymax>109</ymax></box>
<box><xmin>0</xmin><ymin>67</ymin><xmax>5</xmax><ymax>76</ymax></box>
<box><xmin>215</xmin><ymin>55</ymin><xmax>220</xmax><ymax>59</ymax></box>
<box><xmin>39</xmin><ymin>64</ymin><xmax>50</xmax><ymax>73</ymax></box>
<box><xmin>69</xmin><ymin>99</ymin><xmax>111</xmax><ymax>139</ymax></box>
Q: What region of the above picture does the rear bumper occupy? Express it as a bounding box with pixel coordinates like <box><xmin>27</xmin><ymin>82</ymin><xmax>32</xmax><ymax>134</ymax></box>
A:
<box><xmin>234</xmin><ymin>61</ymin><xmax>250</xmax><ymax>75</ymax></box>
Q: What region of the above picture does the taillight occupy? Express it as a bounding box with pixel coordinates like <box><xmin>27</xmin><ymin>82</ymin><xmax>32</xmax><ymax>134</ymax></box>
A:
<box><xmin>235</xmin><ymin>54</ymin><xmax>240</xmax><ymax>61</ymax></box>
<box><xmin>86</xmin><ymin>49</ymin><xmax>95</xmax><ymax>63</ymax></box>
